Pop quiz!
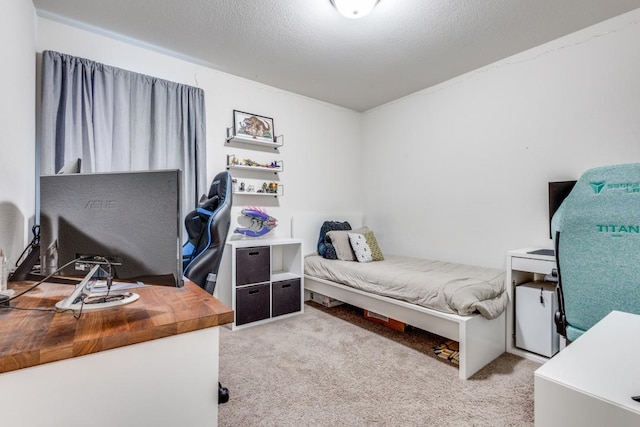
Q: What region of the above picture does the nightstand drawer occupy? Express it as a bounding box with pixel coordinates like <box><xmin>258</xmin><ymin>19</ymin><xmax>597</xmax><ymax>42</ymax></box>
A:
<box><xmin>511</xmin><ymin>257</ymin><xmax>555</xmax><ymax>275</ymax></box>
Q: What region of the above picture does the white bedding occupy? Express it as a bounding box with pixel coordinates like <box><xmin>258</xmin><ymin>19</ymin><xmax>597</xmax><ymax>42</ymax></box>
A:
<box><xmin>305</xmin><ymin>254</ymin><xmax>507</xmax><ymax>319</ymax></box>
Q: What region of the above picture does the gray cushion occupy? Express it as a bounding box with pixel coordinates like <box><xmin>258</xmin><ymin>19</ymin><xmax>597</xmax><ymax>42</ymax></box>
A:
<box><xmin>326</xmin><ymin>227</ymin><xmax>369</xmax><ymax>261</ymax></box>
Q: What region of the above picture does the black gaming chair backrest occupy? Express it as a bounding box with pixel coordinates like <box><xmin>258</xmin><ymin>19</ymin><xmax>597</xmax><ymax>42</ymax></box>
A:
<box><xmin>182</xmin><ymin>171</ymin><xmax>233</xmax><ymax>293</ymax></box>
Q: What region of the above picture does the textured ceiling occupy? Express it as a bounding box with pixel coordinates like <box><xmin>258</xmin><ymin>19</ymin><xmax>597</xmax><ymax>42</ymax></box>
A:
<box><xmin>33</xmin><ymin>0</ymin><xmax>640</xmax><ymax>111</ymax></box>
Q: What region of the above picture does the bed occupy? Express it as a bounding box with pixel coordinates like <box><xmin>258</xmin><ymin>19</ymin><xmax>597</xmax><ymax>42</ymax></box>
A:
<box><xmin>292</xmin><ymin>214</ymin><xmax>507</xmax><ymax>380</ymax></box>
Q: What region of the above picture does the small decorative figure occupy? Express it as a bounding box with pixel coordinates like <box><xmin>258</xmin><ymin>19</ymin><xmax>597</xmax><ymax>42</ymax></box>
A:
<box><xmin>268</xmin><ymin>182</ymin><xmax>278</xmax><ymax>194</ymax></box>
<box><xmin>234</xmin><ymin>207</ymin><xmax>278</xmax><ymax>238</ymax></box>
<box><xmin>239</xmin><ymin>182</ymin><xmax>245</xmax><ymax>192</ymax></box>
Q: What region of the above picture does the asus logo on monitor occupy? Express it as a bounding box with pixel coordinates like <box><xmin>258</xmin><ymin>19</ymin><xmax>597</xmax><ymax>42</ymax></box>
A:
<box><xmin>84</xmin><ymin>200</ymin><xmax>117</xmax><ymax>209</ymax></box>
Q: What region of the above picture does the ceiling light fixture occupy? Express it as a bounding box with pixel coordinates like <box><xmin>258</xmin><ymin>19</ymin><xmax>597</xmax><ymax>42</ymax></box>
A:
<box><xmin>331</xmin><ymin>0</ymin><xmax>379</xmax><ymax>19</ymax></box>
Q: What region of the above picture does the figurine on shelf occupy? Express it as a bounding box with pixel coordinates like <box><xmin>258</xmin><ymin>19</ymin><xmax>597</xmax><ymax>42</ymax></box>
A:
<box><xmin>239</xmin><ymin>182</ymin><xmax>245</xmax><ymax>192</ymax></box>
<box><xmin>268</xmin><ymin>182</ymin><xmax>278</xmax><ymax>194</ymax></box>
<box><xmin>229</xmin><ymin>156</ymin><xmax>281</xmax><ymax>170</ymax></box>
<box><xmin>234</xmin><ymin>207</ymin><xmax>278</xmax><ymax>238</ymax></box>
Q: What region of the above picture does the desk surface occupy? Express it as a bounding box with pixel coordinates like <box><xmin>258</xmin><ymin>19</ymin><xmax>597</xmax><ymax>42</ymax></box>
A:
<box><xmin>535</xmin><ymin>310</ymin><xmax>640</xmax><ymax>415</ymax></box>
<box><xmin>0</xmin><ymin>280</ymin><xmax>233</xmax><ymax>374</ymax></box>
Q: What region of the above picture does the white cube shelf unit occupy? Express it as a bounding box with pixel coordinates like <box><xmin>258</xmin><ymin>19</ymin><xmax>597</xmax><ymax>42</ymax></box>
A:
<box><xmin>216</xmin><ymin>237</ymin><xmax>304</xmax><ymax>330</ymax></box>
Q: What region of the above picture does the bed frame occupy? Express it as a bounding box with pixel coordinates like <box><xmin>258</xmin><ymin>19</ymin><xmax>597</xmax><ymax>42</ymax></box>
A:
<box><xmin>292</xmin><ymin>214</ymin><xmax>506</xmax><ymax>380</ymax></box>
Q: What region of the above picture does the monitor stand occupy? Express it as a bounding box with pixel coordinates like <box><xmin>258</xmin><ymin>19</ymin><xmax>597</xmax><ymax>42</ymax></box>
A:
<box><xmin>55</xmin><ymin>264</ymin><xmax>139</xmax><ymax>312</ymax></box>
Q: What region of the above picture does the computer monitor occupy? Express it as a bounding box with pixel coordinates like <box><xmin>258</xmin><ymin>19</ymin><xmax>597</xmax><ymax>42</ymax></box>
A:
<box><xmin>39</xmin><ymin>170</ymin><xmax>184</xmax><ymax>287</ymax></box>
<box><xmin>548</xmin><ymin>180</ymin><xmax>577</xmax><ymax>239</ymax></box>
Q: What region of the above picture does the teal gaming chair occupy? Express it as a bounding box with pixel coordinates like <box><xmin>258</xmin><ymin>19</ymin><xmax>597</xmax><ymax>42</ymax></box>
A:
<box><xmin>552</xmin><ymin>163</ymin><xmax>640</xmax><ymax>342</ymax></box>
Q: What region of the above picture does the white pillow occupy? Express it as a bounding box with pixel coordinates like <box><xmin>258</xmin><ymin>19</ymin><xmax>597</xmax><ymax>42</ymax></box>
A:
<box><xmin>348</xmin><ymin>232</ymin><xmax>373</xmax><ymax>263</ymax></box>
<box><xmin>348</xmin><ymin>230</ymin><xmax>384</xmax><ymax>262</ymax></box>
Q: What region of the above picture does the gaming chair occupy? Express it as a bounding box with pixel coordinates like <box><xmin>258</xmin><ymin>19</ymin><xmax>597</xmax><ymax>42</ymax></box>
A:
<box><xmin>552</xmin><ymin>163</ymin><xmax>640</xmax><ymax>342</ymax></box>
<box><xmin>183</xmin><ymin>171</ymin><xmax>233</xmax><ymax>294</ymax></box>
<box><xmin>182</xmin><ymin>171</ymin><xmax>233</xmax><ymax>404</ymax></box>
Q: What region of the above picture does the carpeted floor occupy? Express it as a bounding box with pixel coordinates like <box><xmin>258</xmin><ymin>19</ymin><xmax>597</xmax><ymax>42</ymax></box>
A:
<box><xmin>219</xmin><ymin>302</ymin><xmax>540</xmax><ymax>426</ymax></box>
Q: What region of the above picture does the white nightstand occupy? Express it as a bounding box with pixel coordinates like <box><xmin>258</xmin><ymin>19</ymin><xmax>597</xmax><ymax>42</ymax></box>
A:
<box><xmin>505</xmin><ymin>248</ymin><xmax>557</xmax><ymax>363</ymax></box>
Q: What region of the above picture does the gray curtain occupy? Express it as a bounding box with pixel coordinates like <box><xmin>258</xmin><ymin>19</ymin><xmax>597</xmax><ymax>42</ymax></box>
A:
<box><xmin>40</xmin><ymin>50</ymin><xmax>206</xmax><ymax>214</ymax></box>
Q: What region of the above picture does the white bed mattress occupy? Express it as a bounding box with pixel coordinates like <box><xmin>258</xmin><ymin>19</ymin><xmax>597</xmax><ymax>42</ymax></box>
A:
<box><xmin>305</xmin><ymin>254</ymin><xmax>507</xmax><ymax>319</ymax></box>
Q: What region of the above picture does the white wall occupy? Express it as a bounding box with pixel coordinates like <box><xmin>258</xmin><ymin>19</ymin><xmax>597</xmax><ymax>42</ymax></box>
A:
<box><xmin>18</xmin><ymin>8</ymin><xmax>640</xmax><ymax>269</ymax></box>
<box><xmin>362</xmin><ymin>9</ymin><xmax>640</xmax><ymax>269</ymax></box>
<box><xmin>35</xmin><ymin>18</ymin><xmax>363</xmax><ymax>240</ymax></box>
<box><xmin>0</xmin><ymin>0</ymin><xmax>36</xmax><ymax>265</ymax></box>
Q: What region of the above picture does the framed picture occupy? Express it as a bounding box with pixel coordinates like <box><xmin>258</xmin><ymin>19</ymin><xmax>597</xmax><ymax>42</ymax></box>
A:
<box><xmin>233</xmin><ymin>110</ymin><xmax>275</xmax><ymax>143</ymax></box>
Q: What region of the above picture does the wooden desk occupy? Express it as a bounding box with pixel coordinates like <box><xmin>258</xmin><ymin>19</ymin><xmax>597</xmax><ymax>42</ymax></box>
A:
<box><xmin>0</xmin><ymin>280</ymin><xmax>233</xmax><ymax>426</ymax></box>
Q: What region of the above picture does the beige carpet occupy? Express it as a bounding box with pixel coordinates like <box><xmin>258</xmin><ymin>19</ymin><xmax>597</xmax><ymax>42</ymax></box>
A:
<box><xmin>219</xmin><ymin>302</ymin><xmax>540</xmax><ymax>426</ymax></box>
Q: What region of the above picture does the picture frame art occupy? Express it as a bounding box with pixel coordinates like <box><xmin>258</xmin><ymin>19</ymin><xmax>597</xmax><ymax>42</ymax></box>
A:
<box><xmin>233</xmin><ymin>110</ymin><xmax>275</xmax><ymax>143</ymax></box>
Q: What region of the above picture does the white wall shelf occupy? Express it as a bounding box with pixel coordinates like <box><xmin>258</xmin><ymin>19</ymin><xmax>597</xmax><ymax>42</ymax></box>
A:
<box><xmin>226</xmin><ymin>127</ymin><xmax>283</xmax><ymax>149</ymax></box>
<box><xmin>225</xmin><ymin>124</ymin><xmax>284</xmax><ymax>200</ymax></box>
<box><xmin>231</xmin><ymin>177</ymin><xmax>283</xmax><ymax>197</ymax></box>
<box><xmin>227</xmin><ymin>163</ymin><xmax>282</xmax><ymax>174</ymax></box>
<box><xmin>232</xmin><ymin>190</ymin><xmax>283</xmax><ymax>197</ymax></box>
<box><xmin>226</xmin><ymin>154</ymin><xmax>282</xmax><ymax>174</ymax></box>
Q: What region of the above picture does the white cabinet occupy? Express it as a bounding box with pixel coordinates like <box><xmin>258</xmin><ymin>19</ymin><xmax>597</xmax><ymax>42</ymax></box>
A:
<box><xmin>506</xmin><ymin>248</ymin><xmax>557</xmax><ymax>363</ymax></box>
<box><xmin>217</xmin><ymin>238</ymin><xmax>303</xmax><ymax>330</ymax></box>
<box><xmin>515</xmin><ymin>281</ymin><xmax>559</xmax><ymax>357</ymax></box>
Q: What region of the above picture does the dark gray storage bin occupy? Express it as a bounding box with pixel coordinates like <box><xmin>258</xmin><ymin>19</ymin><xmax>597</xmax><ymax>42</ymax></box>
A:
<box><xmin>236</xmin><ymin>246</ymin><xmax>270</xmax><ymax>286</ymax></box>
<box><xmin>272</xmin><ymin>278</ymin><xmax>301</xmax><ymax>317</ymax></box>
<box><xmin>235</xmin><ymin>282</ymin><xmax>271</xmax><ymax>325</ymax></box>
